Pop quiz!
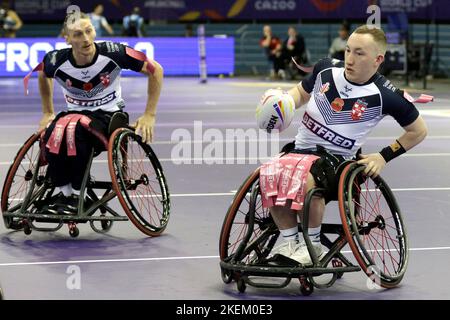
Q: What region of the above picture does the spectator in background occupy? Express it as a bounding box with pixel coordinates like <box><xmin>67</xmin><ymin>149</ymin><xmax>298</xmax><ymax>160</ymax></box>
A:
<box><xmin>282</xmin><ymin>26</ymin><xmax>307</xmax><ymax>79</ymax></box>
<box><xmin>122</xmin><ymin>6</ymin><xmax>145</xmax><ymax>37</ymax></box>
<box><xmin>88</xmin><ymin>3</ymin><xmax>114</xmax><ymax>37</ymax></box>
<box><xmin>260</xmin><ymin>25</ymin><xmax>284</xmax><ymax>80</ymax></box>
<box><xmin>329</xmin><ymin>23</ymin><xmax>350</xmax><ymax>61</ymax></box>
<box><xmin>0</xmin><ymin>2</ymin><xmax>22</xmax><ymax>38</ymax></box>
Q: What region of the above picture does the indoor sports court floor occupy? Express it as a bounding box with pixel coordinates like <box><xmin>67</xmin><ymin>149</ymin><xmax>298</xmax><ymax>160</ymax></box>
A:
<box><xmin>0</xmin><ymin>76</ymin><xmax>449</xmax><ymax>299</ymax></box>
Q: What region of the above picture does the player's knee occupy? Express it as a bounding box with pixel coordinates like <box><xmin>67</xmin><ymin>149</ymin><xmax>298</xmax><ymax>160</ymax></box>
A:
<box><xmin>306</xmin><ymin>172</ymin><xmax>326</xmax><ymax>201</ymax></box>
<box><xmin>270</xmin><ymin>200</ymin><xmax>298</xmax><ymax>215</ymax></box>
<box><xmin>306</xmin><ymin>173</ymin><xmax>316</xmax><ymax>191</ymax></box>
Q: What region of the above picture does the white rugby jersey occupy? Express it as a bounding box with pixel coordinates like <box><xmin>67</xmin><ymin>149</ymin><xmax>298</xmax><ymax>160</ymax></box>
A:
<box><xmin>43</xmin><ymin>41</ymin><xmax>144</xmax><ymax>112</ymax></box>
<box><xmin>295</xmin><ymin>58</ymin><xmax>419</xmax><ymax>158</ymax></box>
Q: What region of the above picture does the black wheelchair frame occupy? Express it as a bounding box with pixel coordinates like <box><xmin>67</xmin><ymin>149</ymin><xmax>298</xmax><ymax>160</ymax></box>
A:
<box><xmin>1</xmin><ymin>113</ymin><xmax>170</xmax><ymax>238</ymax></box>
<box><xmin>219</xmin><ymin>161</ymin><xmax>409</xmax><ymax>296</ymax></box>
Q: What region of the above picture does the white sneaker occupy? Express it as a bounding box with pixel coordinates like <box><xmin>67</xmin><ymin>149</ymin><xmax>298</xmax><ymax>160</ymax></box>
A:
<box><xmin>289</xmin><ymin>242</ymin><xmax>325</xmax><ymax>266</ymax></box>
<box><xmin>270</xmin><ymin>240</ymin><xmax>299</xmax><ymax>258</ymax></box>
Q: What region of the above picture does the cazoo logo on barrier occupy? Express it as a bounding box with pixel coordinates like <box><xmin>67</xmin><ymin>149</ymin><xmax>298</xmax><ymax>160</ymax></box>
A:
<box><xmin>0</xmin><ymin>38</ymin><xmax>154</xmax><ymax>75</ymax></box>
<box><xmin>255</xmin><ymin>0</ymin><xmax>296</xmax><ymax>11</ymax></box>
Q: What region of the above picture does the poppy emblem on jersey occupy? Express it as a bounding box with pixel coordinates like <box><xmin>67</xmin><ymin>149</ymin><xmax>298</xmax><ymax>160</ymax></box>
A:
<box><xmin>100</xmin><ymin>73</ymin><xmax>110</xmax><ymax>87</ymax></box>
<box><xmin>319</xmin><ymin>82</ymin><xmax>330</xmax><ymax>95</ymax></box>
<box><xmin>331</xmin><ymin>97</ymin><xmax>344</xmax><ymax>112</ymax></box>
<box><xmin>83</xmin><ymin>82</ymin><xmax>93</xmax><ymax>92</ymax></box>
<box><xmin>65</xmin><ymin>79</ymin><xmax>72</xmax><ymax>88</ymax></box>
<box><xmin>351</xmin><ymin>99</ymin><xmax>368</xmax><ymax>120</ymax></box>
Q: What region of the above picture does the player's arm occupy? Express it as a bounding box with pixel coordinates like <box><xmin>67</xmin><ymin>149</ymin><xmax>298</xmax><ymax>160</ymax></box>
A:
<box><xmin>287</xmin><ymin>58</ymin><xmax>330</xmax><ymax>109</ymax></box>
<box><xmin>396</xmin><ymin>115</ymin><xmax>428</xmax><ymax>150</ymax></box>
<box><xmin>38</xmin><ymin>70</ymin><xmax>55</xmax><ymax>131</ymax></box>
<box><xmin>288</xmin><ymin>82</ymin><xmax>311</xmax><ymax>109</ymax></box>
<box><xmin>357</xmin><ymin>115</ymin><xmax>428</xmax><ymax>178</ymax></box>
<box><xmin>132</xmin><ymin>60</ymin><xmax>164</xmax><ymax>144</ymax></box>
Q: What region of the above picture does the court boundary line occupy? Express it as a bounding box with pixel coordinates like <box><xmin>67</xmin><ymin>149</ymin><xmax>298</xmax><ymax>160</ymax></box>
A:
<box><xmin>2</xmin><ymin>135</ymin><xmax>450</xmax><ymax>148</ymax></box>
<box><xmin>2</xmin><ymin>153</ymin><xmax>450</xmax><ymax>166</ymax></box>
<box><xmin>5</xmin><ymin>187</ymin><xmax>450</xmax><ymax>202</ymax></box>
<box><xmin>0</xmin><ymin>246</ymin><xmax>449</xmax><ymax>267</ymax></box>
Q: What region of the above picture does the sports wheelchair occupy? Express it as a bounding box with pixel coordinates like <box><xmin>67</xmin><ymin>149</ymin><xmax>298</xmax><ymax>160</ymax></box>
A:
<box><xmin>1</xmin><ymin>112</ymin><xmax>170</xmax><ymax>238</ymax></box>
<box><xmin>219</xmin><ymin>148</ymin><xmax>408</xmax><ymax>296</ymax></box>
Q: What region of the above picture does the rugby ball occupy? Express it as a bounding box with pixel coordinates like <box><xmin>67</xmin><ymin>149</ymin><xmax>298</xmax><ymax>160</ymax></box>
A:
<box><xmin>256</xmin><ymin>89</ymin><xmax>295</xmax><ymax>132</ymax></box>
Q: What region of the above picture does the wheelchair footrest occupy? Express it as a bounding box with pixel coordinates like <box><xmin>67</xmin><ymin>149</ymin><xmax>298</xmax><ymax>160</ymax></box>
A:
<box><xmin>220</xmin><ymin>260</ymin><xmax>361</xmax><ymax>278</ymax></box>
<box><xmin>246</xmin><ymin>277</ymin><xmax>291</xmax><ymax>289</ymax></box>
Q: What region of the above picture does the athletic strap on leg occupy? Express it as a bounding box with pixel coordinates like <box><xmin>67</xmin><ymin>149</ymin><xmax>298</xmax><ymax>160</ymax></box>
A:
<box><xmin>274</xmin><ymin>154</ymin><xmax>304</xmax><ymax>206</ymax></box>
<box><xmin>46</xmin><ymin>115</ymin><xmax>73</xmax><ymax>155</ymax></box>
<box><xmin>289</xmin><ymin>155</ymin><xmax>317</xmax><ymax>210</ymax></box>
<box><xmin>260</xmin><ymin>153</ymin><xmax>319</xmax><ymax>211</ymax></box>
<box><xmin>66</xmin><ymin>114</ymin><xmax>85</xmax><ymax>156</ymax></box>
<box><xmin>46</xmin><ymin>114</ymin><xmax>109</xmax><ymax>156</ymax></box>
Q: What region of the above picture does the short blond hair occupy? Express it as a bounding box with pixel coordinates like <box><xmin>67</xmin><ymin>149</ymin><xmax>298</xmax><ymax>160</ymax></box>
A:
<box><xmin>353</xmin><ymin>25</ymin><xmax>387</xmax><ymax>55</ymax></box>
<box><xmin>63</xmin><ymin>11</ymin><xmax>89</xmax><ymax>36</ymax></box>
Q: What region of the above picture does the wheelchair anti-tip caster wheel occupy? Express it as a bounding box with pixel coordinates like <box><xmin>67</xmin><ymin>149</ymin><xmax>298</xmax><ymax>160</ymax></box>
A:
<box><xmin>237</xmin><ymin>278</ymin><xmax>246</xmax><ymax>293</ymax></box>
<box><xmin>101</xmin><ymin>220</ymin><xmax>113</xmax><ymax>231</ymax></box>
<box><xmin>299</xmin><ymin>277</ymin><xmax>314</xmax><ymax>296</ymax></box>
<box><xmin>221</xmin><ymin>268</ymin><xmax>233</xmax><ymax>284</ymax></box>
<box><xmin>23</xmin><ymin>220</ymin><xmax>32</xmax><ymax>235</ymax></box>
<box><xmin>68</xmin><ymin>223</ymin><xmax>79</xmax><ymax>238</ymax></box>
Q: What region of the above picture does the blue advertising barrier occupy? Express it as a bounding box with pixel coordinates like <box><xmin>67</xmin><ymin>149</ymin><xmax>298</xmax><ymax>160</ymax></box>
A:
<box><xmin>0</xmin><ymin>37</ymin><xmax>234</xmax><ymax>77</ymax></box>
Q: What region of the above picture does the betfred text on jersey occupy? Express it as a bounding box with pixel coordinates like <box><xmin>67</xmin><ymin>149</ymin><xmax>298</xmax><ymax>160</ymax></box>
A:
<box><xmin>302</xmin><ymin>112</ymin><xmax>355</xmax><ymax>149</ymax></box>
<box><xmin>65</xmin><ymin>92</ymin><xmax>116</xmax><ymax>107</ymax></box>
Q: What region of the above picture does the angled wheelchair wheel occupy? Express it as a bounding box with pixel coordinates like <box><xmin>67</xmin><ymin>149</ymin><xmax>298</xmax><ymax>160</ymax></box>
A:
<box><xmin>108</xmin><ymin>128</ymin><xmax>170</xmax><ymax>237</ymax></box>
<box><xmin>338</xmin><ymin>162</ymin><xmax>409</xmax><ymax>288</ymax></box>
<box><xmin>1</xmin><ymin>132</ymin><xmax>47</xmax><ymax>229</ymax></box>
<box><xmin>219</xmin><ymin>169</ymin><xmax>279</xmax><ymax>265</ymax></box>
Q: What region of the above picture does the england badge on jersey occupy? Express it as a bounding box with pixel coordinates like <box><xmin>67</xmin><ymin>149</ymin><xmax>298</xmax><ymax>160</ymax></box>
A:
<box><xmin>351</xmin><ymin>99</ymin><xmax>368</xmax><ymax>120</ymax></box>
<box><xmin>100</xmin><ymin>72</ymin><xmax>110</xmax><ymax>88</ymax></box>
